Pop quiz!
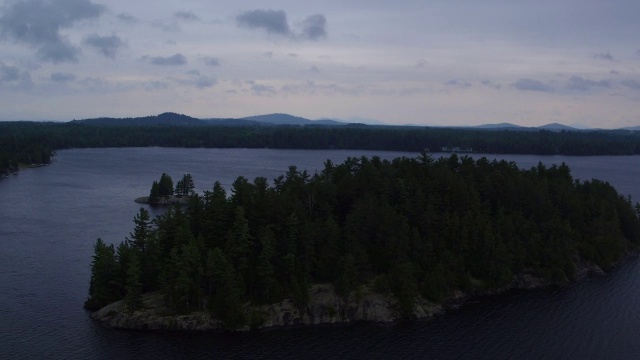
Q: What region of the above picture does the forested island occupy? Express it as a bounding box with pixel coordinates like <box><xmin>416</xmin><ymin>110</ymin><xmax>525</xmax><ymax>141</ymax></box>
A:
<box><xmin>86</xmin><ymin>154</ymin><xmax>640</xmax><ymax>331</ymax></box>
<box><xmin>3</xmin><ymin>114</ymin><xmax>640</xmax><ymax>176</ymax></box>
<box><xmin>134</xmin><ymin>173</ymin><xmax>195</xmax><ymax>206</ymax></box>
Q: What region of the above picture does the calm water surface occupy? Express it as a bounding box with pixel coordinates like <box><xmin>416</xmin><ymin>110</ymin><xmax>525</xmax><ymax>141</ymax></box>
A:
<box><xmin>1</xmin><ymin>148</ymin><xmax>640</xmax><ymax>359</ymax></box>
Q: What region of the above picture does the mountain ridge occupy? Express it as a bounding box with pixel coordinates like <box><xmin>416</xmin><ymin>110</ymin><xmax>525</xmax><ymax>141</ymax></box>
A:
<box><xmin>70</xmin><ymin>112</ymin><xmax>640</xmax><ymax>131</ymax></box>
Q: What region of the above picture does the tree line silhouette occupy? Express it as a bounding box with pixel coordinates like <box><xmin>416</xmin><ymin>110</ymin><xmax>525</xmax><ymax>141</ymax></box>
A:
<box><xmin>3</xmin><ymin>121</ymin><xmax>640</xmax><ymax>175</ymax></box>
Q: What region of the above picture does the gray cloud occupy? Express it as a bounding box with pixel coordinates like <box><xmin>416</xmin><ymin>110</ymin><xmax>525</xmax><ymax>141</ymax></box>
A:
<box><xmin>0</xmin><ymin>63</ymin><xmax>20</xmax><ymax>82</ymax></box>
<box><xmin>445</xmin><ymin>80</ymin><xmax>472</xmax><ymax>88</ymax></box>
<box><xmin>193</xmin><ymin>76</ymin><xmax>215</xmax><ymax>89</ymax></box>
<box><xmin>83</xmin><ymin>34</ymin><xmax>125</xmax><ymax>59</ymax></box>
<box><xmin>481</xmin><ymin>79</ymin><xmax>501</xmax><ymax>89</ymax></box>
<box><xmin>300</xmin><ymin>14</ymin><xmax>326</xmax><ymax>40</ymax></box>
<box><xmin>0</xmin><ymin>62</ymin><xmax>32</xmax><ymax>89</ymax></box>
<box><xmin>566</xmin><ymin>76</ymin><xmax>610</xmax><ymax>91</ymax></box>
<box><xmin>145</xmin><ymin>80</ymin><xmax>169</xmax><ymax>91</ymax></box>
<box><xmin>79</xmin><ymin>76</ymin><xmax>107</xmax><ymax>87</ymax></box>
<box><xmin>50</xmin><ymin>72</ymin><xmax>76</xmax><ymax>82</ymax></box>
<box><xmin>610</xmin><ymin>70</ymin><xmax>620</xmax><ymax>75</ymax></box>
<box><xmin>280</xmin><ymin>80</ymin><xmax>367</xmax><ymax>96</ymax></box>
<box><xmin>250</xmin><ymin>82</ymin><xmax>276</xmax><ymax>95</ymax></box>
<box><xmin>176</xmin><ymin>70</ymin><xmax>216</xmax><ymax>89</ymax></box>
<box><xmin>621</xmin><ymin>79</ymin><xmax>640</xmax><ymax>91</ymax></box>
<box><xmin>38</xmin><ymin>42</ymin><xmax>81</xmax><ymax>63</ymax></box>
<box><xmin>513</xmin><ymin>78</ymin><xmax>554</xmax><ymax>92</ymax></box>
<box><xmin>202</xmin><ymin>57</ymin><xmax>220</xmax><ymax>66</ymax></box>
<box><xmin>593</xmin><ymin>52</ymin><xmax>616</xmax><ymax>61</ymax></box>
<box><xmin>236</xmin><ymin>9</ymin><xmax>290</xmax><ymax>36</ymax></box>
<box><xmin>0</xmin><ymin>0</ymin><xmax>104</xmax><ymax>63</ymax></box>
<box><xmin>117</xmin><ymin>13</ymin><xmax>138</xmax><ymax>24</ymax></box>
<box><xmin>236</xmin><ymin>10</ymin><xmax>328</xmax><ymax>41</ymax></box>
<box><xmin>175</xmin><ymin>11</ymin><xmax>199</xmax><ymax>22</ymax></box>
<box><xmin>152</xmin><ymin>20</ymin><xmax>180</xmax><ymax>32</ymax></box>
<box><xmin>147</xmin><ymin>53</ymin><xmax>187</xmax><ymax>66</ymax></box>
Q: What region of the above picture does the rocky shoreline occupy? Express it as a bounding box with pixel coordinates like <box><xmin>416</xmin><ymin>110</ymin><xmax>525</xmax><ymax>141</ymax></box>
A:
<box><xmin>91</xmin><ymin>284</ymin><xmax>447</xmax><ymax>332</ymax></box>
<box><xmin>90</xmin><ymin>257</ymin><xmax>614</xmax><ymax>332</ymax></box>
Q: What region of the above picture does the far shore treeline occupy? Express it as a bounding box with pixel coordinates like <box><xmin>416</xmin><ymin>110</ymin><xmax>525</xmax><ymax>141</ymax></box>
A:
<box><xmin>3</xmin><ymin>117</ymin><xmax>640</xmax><ymax>175</ymax></box>
<box><xmin>85</xmin><ymin>154</ymin><xmax>640</xmax><ymax>329</ymax></box>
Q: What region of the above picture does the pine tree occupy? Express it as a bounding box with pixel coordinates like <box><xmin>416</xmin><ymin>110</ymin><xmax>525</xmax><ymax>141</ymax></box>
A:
<box><xmin>85</xmin><ymin>238</ymin><xmax>118</xmax><ymax>310</ymax></box>
<box><xmin>158</xmin><ymin>173</ymin><xmax>174</xmax><ymax>196</ymax></box>
<box><xmin>124</xmin><ymin>250</ymin><xmax>143</xmax><ymax>312</ymax></box>
<box><xmin>126</xmin><ymin>208</ymin><xmax>152</xmax><ymax>253</ymax></box>
<box><xmin>183</xmin><ymin>173</ymin><xmax>195</xmax><ymax>195</ymax></box>
<box><xmin>255</xmin><ymin>226</ymin><xmax>277</xmax><ymax>303</ymax></box>
<box><xmin>149</xmin><ymin>181</ymin><xmax>160</xmax><ymax>202</ymax></box>
<box><xmin>203</xmin><ymin>181</ymin><xmax>229</xmax><ymax>249</ymax></box>
<box><xmin>175</xmin><ymin>178</ymin><xmax>184</xmax><ymax>196</ymax></box>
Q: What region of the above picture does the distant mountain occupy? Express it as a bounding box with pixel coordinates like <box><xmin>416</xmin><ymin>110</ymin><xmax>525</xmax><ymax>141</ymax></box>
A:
<box><xmin>73</xmin><ymin>112</ymin><xmax>345</xmax><ymax>127</ymax></box>
<box><xmin>74</xmin><ymin>112</ymin><xmax>205</xmax><ymax>126</ymax></box>
<box><xmin>319</xmin><ymin>117</ymin><xmax>384</xmax><ymax>126</ymax></box>
<box><xmin>313</xmin><ymin>119</ymin><xmax>346</xmax><ymax>126</ymax></box>
<box><xmin>429</xmin><ymin>122</ymin><xmax>588</xmax><ymax>132</ymax></box>
<box><xmin>242</xmin><ymin>113</ymin><xmax>311</xmax><ymax>125</ymax></box>
<box><xmin>537</xmin><ymin>123</ymin><xmax>579</xmax><ymax>131</ymax></box>
<box><xmin>242</xmin><ymin>113</ymin><xmax>344</xmax><ymax>126</ymax></box>
<box><xmin>568</xmin><ymin>123</ymin><xmax>593</xmax><ymax>130</ymax></box>
<box><xmin>473</xmin><ymin>123</ymin><xmax>524</xmax><ymax>129</ymax></box>
<box><xmin>201</xmin><ymin>118</ymin><xmax>265</xmax><ymax>127</ymax></box>
<box><xmin>73</xmin><ymin>112</ymin><xmax>635</xmax><ymax>132</ymax></box>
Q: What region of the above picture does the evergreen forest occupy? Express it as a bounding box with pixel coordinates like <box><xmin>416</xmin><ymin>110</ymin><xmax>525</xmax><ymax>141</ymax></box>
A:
<box><xmin>85</xmin><ymin>154</ymin><xmax>640</xmax><ymax>328</ymax></box>
<box><xmin>4</xmin><ymin>120</ymin><xmax>640</xmax><ymax>175</ymax></box>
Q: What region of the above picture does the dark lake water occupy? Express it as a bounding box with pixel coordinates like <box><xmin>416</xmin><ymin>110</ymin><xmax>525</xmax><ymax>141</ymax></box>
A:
<box><xmin>1</xmin><ymin>148</ymin><xmax>640</xmax><ymax>359</ymax></box>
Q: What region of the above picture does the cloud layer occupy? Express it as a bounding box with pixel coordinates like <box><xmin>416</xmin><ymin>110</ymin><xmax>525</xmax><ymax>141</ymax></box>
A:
<box><xmin>300</xmin><ymin>14</ymin><xmax>326</xmax><ymax>40</ymax></box>
<box><xmin>83</xmin><ymin>34</ymin><xmax>125</xmax><ymax>58</ymax></box>
<box><xmin>0</xmin><ymin>1</ymin><xmax>639</xmax><ymax>127</ymax></box>
<box><xmin>236</xmin><ymin>9</ymin><xmax>327</xmax><ymax>41</ymax></box>
<box><xmin>0</xmin><ymin>0</ymin><xmax>104</xmax><ymax>62</ymax></box>
<box><xmin>146</xmin><ymin>53</ymin><xmax>187</xmax><ymax>66</ymax></box>
<box><xmin>237</xmin><ymin>9</ymin><xmax>290</xmax><ymax>36</ymax></box>
<box><xmin>513</xmin><ymin>79</ymin><xmax>553</xmax><ymax>92</ymax></box>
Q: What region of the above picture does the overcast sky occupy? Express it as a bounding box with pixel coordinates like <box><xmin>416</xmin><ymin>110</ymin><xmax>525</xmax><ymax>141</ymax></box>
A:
<box><xmin>0</xmin><ymin>0</ymin><xmax>639</xmax><ymax>127</ymax></box>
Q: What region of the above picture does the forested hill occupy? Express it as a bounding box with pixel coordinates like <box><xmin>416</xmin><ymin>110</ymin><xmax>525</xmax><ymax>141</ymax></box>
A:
<box><xmin>72</xmin><ymin>112</ymin><xmax>345</xmax><ymax>127</ymax></box>
<box><xmin>72</xmin><ymin>112</ymin><xmax>207</xmax><ymax>127</ymax></box>
<box><xmin>85</xmin><ymin>154</ymin><xmax>640</xmax><ymax>329</ymax></box>
<box><xmin>3</xmin><ymin>119</ymin><xmax>640</xmax><ymax>176</ymax></box>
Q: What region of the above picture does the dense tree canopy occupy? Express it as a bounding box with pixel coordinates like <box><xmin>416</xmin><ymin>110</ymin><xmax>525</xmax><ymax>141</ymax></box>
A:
<box><xmin>86</xmin><ymin>154</ymin><xmax>640</xmax><ymax>327</ymax></box>
<box><xmin>4</xmin><ymin>120</ymin><xmax>640</xmax><ymax>175</ymax></box>
<box><xmin>0</xmin><ymin>122</ymin><xmax>53</xmax><ymax>175</ymax></box>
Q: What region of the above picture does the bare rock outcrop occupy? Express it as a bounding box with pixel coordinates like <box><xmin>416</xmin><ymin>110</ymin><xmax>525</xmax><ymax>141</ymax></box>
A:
<box><xmin>91</xmin><ymin>292</ymin><xmax>222</xmax><ymax>331</ymax></box>
<box><xmin>91</xmin><ymin>285</ymin><xmax>443</xmax><ymax>331</ymax></box>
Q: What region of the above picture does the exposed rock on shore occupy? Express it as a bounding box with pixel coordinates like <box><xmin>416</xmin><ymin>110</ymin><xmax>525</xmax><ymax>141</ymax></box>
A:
<box><xmin>257</xmin><ymin>284</ymin><xmax>443</xmax><ymax>328</ymax></box>
<box><xmin>91</xmin><ymin>258</ymin><xmax>614</xmax><ymax>332</ymax></box>
<box><xmin>91</xmin><ymin>292</ymin><xmax>221</xmax><ymax>331</ymax></box>
<box><xmin>91</xmin><ymin>284</ymin><xmax>445</xmax><ymax>331</ymax></box>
